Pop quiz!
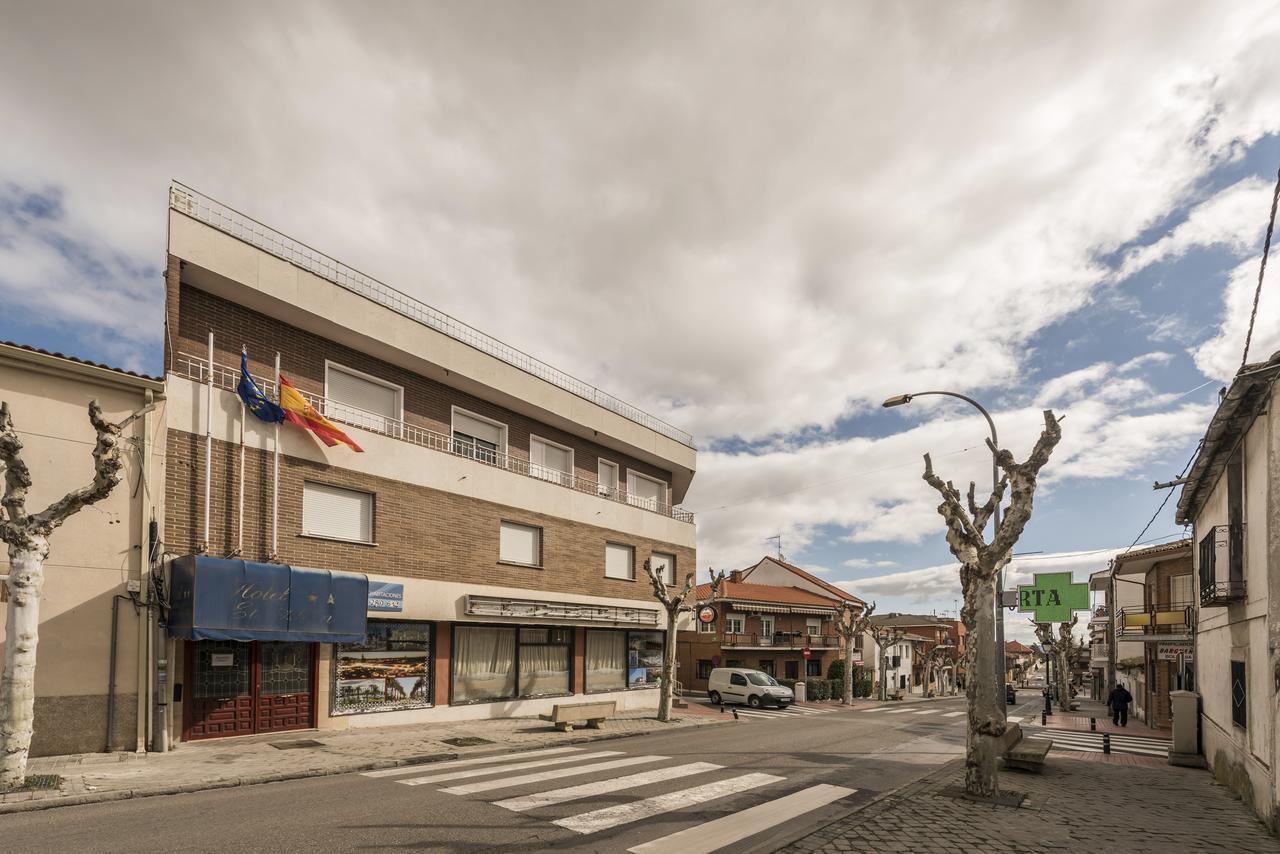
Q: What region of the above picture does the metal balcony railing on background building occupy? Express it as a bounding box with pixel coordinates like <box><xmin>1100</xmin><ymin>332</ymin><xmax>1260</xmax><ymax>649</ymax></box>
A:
<box><xmin>175</xmin><ymin>353</ymin><xmax>695</xmax><ymax>524</ymax></box>
<box><xmin>721</xmin><ymin>633</ymin><xmax>841</xmax><ymax>649</ymax></box>
<box><xmin>1114</xmin><ymin>602</ymin><xmax>1196</xmax><ymax>639</ymax></box>
<box><xmin>169</xmin><ymin>183</ymin><xmax>694</xmax><ymax>448</ymax></box>
<box><xmin>1198</xmin><ymin>523</ymin><xmax>1245</xmax><ymax>607</ymax></box>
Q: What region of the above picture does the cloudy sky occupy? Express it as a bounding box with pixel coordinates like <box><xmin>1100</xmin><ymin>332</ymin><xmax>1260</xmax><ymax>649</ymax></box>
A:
<box><xmin>3</xmin><ymin>2</ymin><xmax>1279</xmax><ymax>641</ymax></box>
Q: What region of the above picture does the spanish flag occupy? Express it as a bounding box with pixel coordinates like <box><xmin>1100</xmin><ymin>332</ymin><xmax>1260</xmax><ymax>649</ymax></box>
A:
<box><xmin>278</xmin><ymin>373</ymin><xmax>364</xmax><ymax>452</ymax></box>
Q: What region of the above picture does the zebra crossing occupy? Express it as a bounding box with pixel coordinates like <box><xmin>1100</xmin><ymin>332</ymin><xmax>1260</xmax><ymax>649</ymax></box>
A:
<box><xmin>695</xmin><ymin>700</ymin><xmax>841</xmax><ymax>721</ymax></box>
<box><xmin>1023</xmin><ymin>725</ymin><xmax>1171</xmax><ymax>758</ymax></box>
<box><xmin>360</xmin><ymin>746</ymin><xmax>858</xmax><ymax>848</ymax></box>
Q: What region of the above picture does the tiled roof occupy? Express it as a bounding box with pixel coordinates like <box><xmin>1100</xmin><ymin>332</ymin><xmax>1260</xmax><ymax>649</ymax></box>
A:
<box><xmin>1006</xmin><ymin>640</ymin><xmax>1034</xmax><ymax>653</ymax></box>
<box><xmin>0</xmin><ymin>340</ymin><xmax>162</xmax><ymax>383</ymax></box>
<box><xmin>1112</xmin><ymin>538</ymin><xmax>1192</xmax><ymax>566</ymax></box>
<box><xmin>744</xmin><ymin>557</ymin><xmax>866</xmax><ymax>605</ymax></box>
<box><xmin>868</xmin><ymin>613</ymin><xmax>950</xmax><ymax>628</ymax></box>
<box><xmin>694</xmin><ymin>580</ymin><xmax>843</xmax><ymax>609</ymax></box>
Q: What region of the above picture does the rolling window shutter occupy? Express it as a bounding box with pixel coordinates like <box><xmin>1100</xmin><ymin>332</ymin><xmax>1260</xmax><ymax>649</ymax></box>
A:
<box><xmin>500</xmin><ymin>522</ymin><xmax>540</xmax><ymax>565</ymax></box>
<box><xmin>326</xmin><ymin>366</ymin><xmax>398</xmax><ymax>432</ymax></box>
<box><xmin>454</xmin><ymin>411</ymin><xmax>504</xmax><ymax>447</ymax></box>
<box><xmin>303</xmin><ymin>482</ymin><xmax>372</xmax><ymax>542</ymax></box>
<box><xmin>605</xmin><ymin>543</ymin><xmax>633</xmax><ymax>579</ymax></box>
<box><xmin>651</xmin><ymin>552</ymin><xmax>675</xmax><ymax>584</ymax></box>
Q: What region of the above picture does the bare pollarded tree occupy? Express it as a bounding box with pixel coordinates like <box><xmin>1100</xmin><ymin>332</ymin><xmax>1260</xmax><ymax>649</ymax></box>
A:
<box><xmin>1032</xmin><ymin>615</ymin><xmax>1079</xmax><ymax>710</ymax></box>
<box><xmin>1</xmin><ymin>400</ymin><xmax>142</xmax><ymax>790</ymax></box>
<box><xmin>921</xmin><ymin>409</ymin><xmax>1062</xmax><ymax>799</ymax></box>
<box><xmin>833</xmin><ymin>601</ymin><xmax>875</xmax><ymax>704</ymax></box>
<box><xmin>867</xmin><ymin>622</ymin><xmax>906</xmax><ymax>701</ymax></box>
<box><xmin>645</xmin><ymin>561</ymin><xmax>726</xmax><ymax>722</ymax></box>
<box><xmin>925</xmin><ymin>643</ymin><xmax>957</xmax><ymax>697</ymax></box>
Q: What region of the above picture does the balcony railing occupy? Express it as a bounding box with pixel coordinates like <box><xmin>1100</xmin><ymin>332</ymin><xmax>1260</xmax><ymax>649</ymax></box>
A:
<box><xmin>175</xmin><ymin>352</ymin><xmax>695</xmax><ymax>523</ymax></box>
<box><xmin>1114</xmin><ymin>602</ymin><xmax>1195</xmax><ymax>639</ymax></box>
<box><xmin>1199</xmin><ymin>524</ymin><xmax>1245</xmax><ymax>607</ymax></box>
<box><xmin>170</xmin><ymin>183</ymin><xmax>694</xmax><ymax>447</ymax></box>
<box><xmin>721</xmin><ymin>633</ymin><xmax>841</xmax><ymax>649</ymax></box>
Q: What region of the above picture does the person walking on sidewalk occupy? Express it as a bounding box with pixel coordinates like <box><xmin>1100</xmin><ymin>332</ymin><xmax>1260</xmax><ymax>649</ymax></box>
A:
<box><xmin>1107</xmin><ymin>683</ymin><xmax>1133</xmax><ymax>727</ymax></box>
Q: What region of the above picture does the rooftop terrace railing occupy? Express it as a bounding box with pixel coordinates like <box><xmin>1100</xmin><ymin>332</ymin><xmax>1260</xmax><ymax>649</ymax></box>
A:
<box><xmin>169</xmin><ymin>182</ymin><xmax>694</xmax><ymax>448</ymax></box>
<box><xmin>175</xmin><ymin>352</ymin><xmax>694</xmax><ymax>524</ymax></box>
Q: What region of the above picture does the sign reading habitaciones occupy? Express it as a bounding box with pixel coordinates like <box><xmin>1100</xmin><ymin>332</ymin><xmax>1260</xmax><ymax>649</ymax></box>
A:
<box><xmin>1017</xmin><ymin>572</ymin><xmax>1088</xmax><ymax>623</ymax></box>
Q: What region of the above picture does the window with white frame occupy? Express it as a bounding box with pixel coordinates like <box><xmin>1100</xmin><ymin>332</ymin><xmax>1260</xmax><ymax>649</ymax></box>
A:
<box><xmin>531</xmin><ymin>435</ymin><xmax>574</xmax><ymax>486</ymax></box>
<box><xmin>605</xmin><ymin>542</ymin><xmax>634</xmax><ymax>580</ymax></box>
<box><xmin>626</xmin><ymin>471</ymin><xmax>667</xmax><ymax>511</ymax></box>
<box><xmin>452</xmin><ymin>408</ymin><xmax>506</xmax><ymax>465</ymax></box>
<box><xmin>598</xmin><ymin>459</ymin><xmax>619</xmax><ymax>497</ymax></box>
<box><xmin>725</xmin><ymin>613</ymin><xmax>745</xmax><ymax>634</ymax></box>
<box><xmin>760</xmin><ymin>616</ymin><xmax>774</xmax><ymax>638</ymax></box>
<box><xmin>302</xmin><ymin>482</ymin><xmax>373</xmax><ymax>543</ymax></box>
<box><xmin>698</xmin><ymin>616</ymin><xmax>716</xmax><ymax>633</ymax></box>
<box><xmin>325</xmin><ymin>362</ymin><xmax>402</xmax><ymax>436</ymax></box>
<box><xmin>499</xmin><ymin>521</ymin><xmax>541</xmax><ymax>567</ymax></box>
<box><xmin>649</xmin><ymin>552</ymin><xmax>676</xmax><ymax>585</ymax></box>
<box><xmin>807</xmin><ymin>617</ymin><xmax>822</xmax><ymax>637</ymax></box>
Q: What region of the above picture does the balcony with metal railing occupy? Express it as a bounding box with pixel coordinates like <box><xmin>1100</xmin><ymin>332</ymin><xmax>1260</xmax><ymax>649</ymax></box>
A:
<box><xmin>169</xmin><ymin>183</ymin><xmax>694</xmax><ymax>448</ymax></box>
<box><xmin>1114</xmin><ymin>602</ymin><xmax>1196</xmax><ymax>640</ymax></box>
<box><xmin>721</xmin><ymin>633</ymin><xmax>841</xmax><ymax>650</ymax></box>
<box><xmin>174</xmin><ymin>352</ymin><xmax>695</xmax><ymax>523</ymax></box>
<box><xmin>1198</xmin><ymin>523</ymin><xmax>1245</xmax><ymax>607</ymax></box>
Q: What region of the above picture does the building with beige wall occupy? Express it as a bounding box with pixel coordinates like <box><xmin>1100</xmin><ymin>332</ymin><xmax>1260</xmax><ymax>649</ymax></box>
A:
<box><xmin>0</xmin><ymin>341</ymin><xmax>165</xmax><ymax>756</ymax></box>
<box><xmin>1176</xmin><ymin>349</ymin><xmax>1280</xmax><ymax>832</ymax></box>
<box><xmin>161</xmin><ymin>184</ymin><xmax>697</xmax><ymax>743</ymax></box>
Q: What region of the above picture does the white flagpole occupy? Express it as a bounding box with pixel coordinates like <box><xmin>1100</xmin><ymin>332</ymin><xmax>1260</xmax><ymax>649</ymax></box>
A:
<box><xmin>272</xmin><ymin>351</ymin><xmax>281</xmax><ymax>560</ymax></box>
<box><xmin>203</xmin><ymin>331</ymin><xmax>213</xmax><ymax>553</ymax></box>
<box><xmin>237</xmin><ymin>347</ymin><xmax>246</xmax><ymax>558</ymax></box>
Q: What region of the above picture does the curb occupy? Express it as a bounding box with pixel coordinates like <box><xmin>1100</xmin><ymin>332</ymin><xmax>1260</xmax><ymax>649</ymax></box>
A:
<box><xmin>0</xmin><ymin>716</ymin><xmax>726</xmax><ymax>816</ymax></box>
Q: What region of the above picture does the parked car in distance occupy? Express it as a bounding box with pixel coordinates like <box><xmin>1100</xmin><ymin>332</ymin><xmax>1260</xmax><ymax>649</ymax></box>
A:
<box><xmin>707</xmin><ymin>667</ymin><xmax>794</xmax><ymax>708</ymax></box>
<box><xmin>1005</xmin><ymin>683</ymin><xmax>1017</xmax><ymax>705</ymax></box>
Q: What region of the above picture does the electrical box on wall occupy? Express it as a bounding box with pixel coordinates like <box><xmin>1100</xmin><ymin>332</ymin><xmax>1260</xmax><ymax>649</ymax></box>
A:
<box><xmin>126</xmin><ymin>580</ymin><xmax>141</xmax><ymax>593</ymax></box>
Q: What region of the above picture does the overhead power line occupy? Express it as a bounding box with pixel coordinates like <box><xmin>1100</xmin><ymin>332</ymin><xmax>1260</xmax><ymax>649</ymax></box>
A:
<box><xmin>1241</xmin><ymin>164</ymin><xmax>1280</xmax><ymax>369</ymax></box>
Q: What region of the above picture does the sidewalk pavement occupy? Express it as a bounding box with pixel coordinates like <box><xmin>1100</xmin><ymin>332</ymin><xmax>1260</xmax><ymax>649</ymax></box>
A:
<box><xmin>0</xmin><ymin>708</ymin><xmax>725</xmax><ymax>814</ymax></box>
<box><xmin>786</xmin><ymin>754</ymin><xmax>1278</xmax><ymax>853</ymax></box>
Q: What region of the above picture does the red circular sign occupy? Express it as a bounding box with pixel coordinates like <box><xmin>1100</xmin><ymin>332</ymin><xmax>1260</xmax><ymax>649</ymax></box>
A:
<box><xmin>802</xmin><ymin>647</ymin><xmax>812</xmax><ymax>659</ymax></box>
<box><xmin>697</xmin><ymin>605</ymin><xmax>718</xmax><ymax>624</ymax></box>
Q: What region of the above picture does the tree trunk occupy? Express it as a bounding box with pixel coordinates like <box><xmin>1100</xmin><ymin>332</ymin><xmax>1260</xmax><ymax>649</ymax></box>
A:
<box><xmin>1</xmin><ymin>541</ymin><xmax>47</xmax><ymax>790</ymax></box>
<box><xmin>657</xmin><ymin>616</ymin><xmax>678</xmax><ymax>722</ymax></box>
<box><xmin>964</xmin><ymin>571</ymin><xmax>1001</xmax><ymax>799</ymax></box>
<box><xmin>879</xmin><ymin>652</ymin><xmax>887</xmax><ymax>701</ymax></box>
<box><xmin>843</xmin><ymin>640</ymin><xmax>854</xmax><ymax>704</ymax></box>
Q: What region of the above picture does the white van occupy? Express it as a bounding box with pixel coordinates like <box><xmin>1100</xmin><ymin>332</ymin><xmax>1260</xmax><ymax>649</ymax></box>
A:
<box><xmin>706</xmin><ymin>667</ymin><xmax>794</xmax><ymax>708</ymax></box>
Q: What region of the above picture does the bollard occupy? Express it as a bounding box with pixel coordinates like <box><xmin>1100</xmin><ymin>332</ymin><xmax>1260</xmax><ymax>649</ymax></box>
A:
<box><xmin>1090</xmin><ymin>717</ymin><xmax>1096</xmax><ymax>731</ymax></box>
<box><xmin>1102</xmin><ymin>733</ymin><xmax>1111</xmax><ymax>754</ymax></box>
<box><xmin>1041</xmin><ymin>711</ymin><xmax>1047</xmax><ymax>726</ymax></box>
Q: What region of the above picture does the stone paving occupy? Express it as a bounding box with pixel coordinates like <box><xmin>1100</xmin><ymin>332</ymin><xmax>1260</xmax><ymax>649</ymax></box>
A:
<box><xmin>785</xmin><ymin>755</ymin><xmax>1279</xmax><ymax>853</ymax></box>
<box><xmin>0</xmin><ymin>708</ymin><xmax>723</xmax><ymax>813</ymax></box>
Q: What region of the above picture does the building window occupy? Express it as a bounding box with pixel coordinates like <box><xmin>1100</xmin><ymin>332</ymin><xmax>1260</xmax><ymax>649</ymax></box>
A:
<box><xmin>698</xmin><ymin>614</ymin><xmax>716</xmax><ymax>633</ymax></box>
<box><xmin>650</xmin><ymin>552</ymin><xmax>676</xmax><ymax>585</ymax></box>
<box><xmin>324</xmin><ymin>362</ymin><xmax>402</xmax><ymax>436</ymax></box>
<box><xmin>598</xmin><ymin>459</ymin><xmax>619</xmax><ymax>497</ymax></box>
<box><xmin>807</xmin><ymin>618</ymin><xmax>822</xmax><ymax>637</ymax></box>
<box><xmin>760</xmin><ymin>616</ymin><xmax>774</xmax><ymax>638</ymax></box>
<box><xmin>333</xmin><ymin>621</ymin><xmax>432</xmax><ymax>715</ymax></box>
<box><xmin>759</xmin><ymin>660</ymin><xmax>775</xmax><ymax>676</ymax></box>
<box><xmin>453</xmin><ymin>626</ymin><xmax>517</xmax><ymax>703</ymax></box>
<box><xmin>452</xmin><ymin>407</ymin><xmax>506</xmax><ymax>465</ymax></box>
<box><xmin>302</xmin><ymin>482</ymin><xmax>373</xmax><ymax>543</ymax></box>
<box><xmin>584</xmin><ymin>630</ymin><xmax>665</xmax><ymax>691</ymax></box>
<box><xmin>696</xmin><ymin>659</ymin><xmax>713</xmax><ymax>680</ymax></box>
<box><xmin>627</xmin><ymin>471</ymin><xmax>667</xmax><ymax>511</ymax></box>
<box><xmin>807</xmin><ymin>660</ymin><xmax>822</xmax><ymax>677</ymax></box>
<box><xmin>499</xmin><ymin>521</ymin><xmax>542</xmax><ymax>567</ymax></box>
<box><xmin>530</xmin><ymin>435</ymin><xmax>574</xmax><ymax>486</ymax></box>
<box><xmin>784</xmin><ymin>660</ymin><xmax>799</xmax><ymax>680</ymax></box>
<box><xmin>1231</xmin><ymin>659</ymin><xmax>1247</xmax><ymax>729</ymax></box>
<box><xmin>517</xmin><ymin>627</ymin><xmax>572</xmax><ymax>697</ymax></box>
<box><xmin>725</xmin><ymin>613</ymin><xmax>745</xmax><ymax>635</ymax></box>
<box><xmin>605</xmin><ymin>542</ymin><xmax>635</xmax><ymax>580</ymax></box>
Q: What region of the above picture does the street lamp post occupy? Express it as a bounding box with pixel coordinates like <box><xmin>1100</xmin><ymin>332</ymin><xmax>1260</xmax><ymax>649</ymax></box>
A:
<box><xmin>883</xmin><ymin>390</ymin><xmax>1008</xmax><ymax>710</ymax></box>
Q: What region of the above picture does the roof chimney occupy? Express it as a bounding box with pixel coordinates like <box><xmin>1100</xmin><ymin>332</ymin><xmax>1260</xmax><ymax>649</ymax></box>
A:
<box><xmin>729</xmin><ymin>569</ymin><xmax>744</xmax><ymax>584</ymax></box>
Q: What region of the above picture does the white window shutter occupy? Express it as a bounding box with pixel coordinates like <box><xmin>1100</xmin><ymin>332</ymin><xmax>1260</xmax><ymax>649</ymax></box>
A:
<box><xmin>326</xmin><ymin>365</ymin><xmax>399</xmax><ymax>434</ymax></box>
<box><xmin>605</xmin><ymin>543</ymin><xmax>634</xmax><ymax>579</ymax></box>
<box><xmin>500</xmin><ymin>522</ymin><xmax>540</xmax><ymax>565</ymax></box>
<box><xmin>453</xmin><ymin>411</ymin><xmax>504</xmax><ymax>447</ymax></box>
<box><xmin>303</xmin><ymin>482</ymin><xmax>373</xmax><ymax>542</ymax></box>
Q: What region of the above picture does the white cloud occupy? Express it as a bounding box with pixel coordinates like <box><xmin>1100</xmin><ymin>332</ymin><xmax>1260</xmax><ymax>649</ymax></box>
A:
<box><xmin>842</xmin><ymin>557</ymin><xmax>898</xmax><ymax>570</ymax></box>
<box><xmin>1</xmin><ymin>3</ymin><xmax>1278</xmax><ymax>439</ymax></box>
<box><xmin>1194</xmin><ymin>255</ymin><xmax>1280</xmax><ymax>380</ymax></box>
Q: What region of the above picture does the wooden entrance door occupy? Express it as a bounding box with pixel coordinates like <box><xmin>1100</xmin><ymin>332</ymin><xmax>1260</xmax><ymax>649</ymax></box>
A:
<box><xmin>184</xmin><ymin>641</ymin><xmax>316</xmax><ymax>740</ymax></box>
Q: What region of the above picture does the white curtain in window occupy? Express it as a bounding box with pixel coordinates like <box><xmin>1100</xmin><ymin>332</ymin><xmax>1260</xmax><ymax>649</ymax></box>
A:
<box><xmin>519</xmin><ymin>644</ymin><xmax>569</xmax><ymax>696</ymax></box>
<box><xmin>453</xmin><ymin>627</ymin><xmax>516</xmax><ymax>701</ymax></box>
<box><xmin>586</xmin><ymin>631</ymin><xmax>626</xmax><ymax>691</ymax></box>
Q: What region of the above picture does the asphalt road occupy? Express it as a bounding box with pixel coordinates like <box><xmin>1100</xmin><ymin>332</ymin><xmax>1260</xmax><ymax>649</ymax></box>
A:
<box><xmin>0</xmin><ymin>696</ymin><xmax>1045</xmax><ymax>853</ymax></box>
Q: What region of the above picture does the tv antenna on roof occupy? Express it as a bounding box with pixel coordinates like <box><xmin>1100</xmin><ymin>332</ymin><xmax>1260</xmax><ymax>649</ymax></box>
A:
<box><xmin>765</xmin><ymin>534</ymin><xmax>784</xmax><ymax>561</ymax></box>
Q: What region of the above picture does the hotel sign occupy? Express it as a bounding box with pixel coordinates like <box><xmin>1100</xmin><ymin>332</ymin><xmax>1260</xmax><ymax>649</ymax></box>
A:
<box><xmin>465</xmin><ymin>594</ymin><xmax>660</xmax><ymax>626</ymax></box>
<box><xmin>368</xmin><ymin>582</ymin><xmax>404</xmax><ymax>612</ymax></box>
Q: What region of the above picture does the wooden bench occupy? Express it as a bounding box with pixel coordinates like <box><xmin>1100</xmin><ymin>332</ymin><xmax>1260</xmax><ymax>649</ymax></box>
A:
<box><xmin>998</xmin><ymin>722</ymin><xmax>1053</xmax><ymax>772</ymax></box>
<box><xmin>538</xmin><ymin>700</ymin><xmax>616</xmax><ymax>732</ymax></box>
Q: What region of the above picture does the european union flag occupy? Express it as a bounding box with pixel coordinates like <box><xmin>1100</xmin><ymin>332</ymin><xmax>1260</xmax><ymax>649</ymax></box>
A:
<box><xmin>237</xmin><ymin>351</ymin><xmax>285</xmax><ymax>423</ymax></box>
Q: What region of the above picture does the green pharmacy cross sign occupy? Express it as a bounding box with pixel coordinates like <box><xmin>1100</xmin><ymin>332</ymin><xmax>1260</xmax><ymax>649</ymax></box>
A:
<box><xmin>1017</xmin><ymin>572</ymin><xmax>1088</xmax><ymax>623</ymax></box>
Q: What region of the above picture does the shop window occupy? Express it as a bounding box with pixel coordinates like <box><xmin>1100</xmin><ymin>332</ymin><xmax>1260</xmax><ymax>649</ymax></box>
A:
<box><xmin>334</xmin><ymin>621</ymin><xmax>433</xmax><ymax>715</ymax></box>
<box><xmin>628</xmin><ymin>631</ymin><xmax>664</xmax><ymax>686</ymax></box>
<box><xmin>302</xmin><ymin>481</ymin><xmax>373</xmax><ymax>543</ymax></box>
<box><xmin>584</xmin><ymin>630</ymin><xmax>665</xmax><ymax>692</ymax></box>
<box><xmin>518</xmin><ymin>626</ymin><xmax>572</xmax><ymax>697</ymax></box>
<box><xmin>605</xmin><ymin>542</ymin><xmax>635</xmax><ymax>580</ymax></box>
<box><xmin>696</xmin><ymin>660</ymin><xmax>713</xmax><ymax>679</ymax></box>
<box><xmin>499</xmin><ymin>521</ymin><xmax>542</xmax><ymax>567</ymax></box>
<box><xmin>453</xmin><ymin>626</ymin><xmax>517</xmax><ymax>702</ymax></box>
<box><xmin>807</xmin><ymin>659</ymin><xmax>821</xmax><ymax>677</ymax></box>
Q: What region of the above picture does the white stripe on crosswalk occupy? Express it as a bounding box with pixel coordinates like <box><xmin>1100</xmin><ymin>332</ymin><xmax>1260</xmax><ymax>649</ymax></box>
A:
<box><xmin>627</xmin><ymin>783</ymin><xmax>857</xmax><ymax>854</ymax></box>
<box><xmin>736</xmin><ymin>709</ymin><xmax>790</xmax><ymax>719</ymax></box>
<box><xmin>399</xmin><ymin>750</ymin><xmax>621</xmax><ymax>786</ymax></box>
<box><xmin>941</xmin><ymin>711</ymin><xmax>965</xmax><ymax>717</ymax></box>
<box><xmin>883</xmin><ymin>708</ymin><xmax>916</xmax><ymax>714</ymax></box>
<box><xmin>911</xmin><ymin>709</ymin><xmax>939</xmax><ymax>715</ymax></box>
<box><xmin>494</xmin><ymin>762</ymin><xmax>723</xmax><ymax>813</ymax></box>
<box><xmin>554</xmin><ymin>772</ymin><xmax>784</xmax><ymax>835</ymax></box>
<box><xmin>362</xmin><ymin>747</ymin><xmax>582</xmax><ymax>778</ymax></box>
<box><xmin>1025</xmin><ymin>728</ymin><xmax>1170</xmax><ymax>756</ymax></box>
<box><xmin>784</xmin><ymin>706</ymin><xmax>831</xmax><ymax>714</ymax></box>
<box><xmin>859</xmin><ymin>706</ymin><xmax>892</xmax><ymax>712</ymax></box>
<box><xmin>440</xmin><ymin>754</ymin><xmax>665</xmax><ymax>795</ymax></box>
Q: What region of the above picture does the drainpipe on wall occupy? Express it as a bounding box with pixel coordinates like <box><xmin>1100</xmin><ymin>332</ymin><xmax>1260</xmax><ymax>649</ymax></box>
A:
<box><xmin>134</xmin><ymin>392</ymin><xmax>152</xmax><ymax>754</ymax></box>
<box><xmin>1106</xmin><ymin>561</ymin><xmax>1117</xmax><ymax>694</ymax></box>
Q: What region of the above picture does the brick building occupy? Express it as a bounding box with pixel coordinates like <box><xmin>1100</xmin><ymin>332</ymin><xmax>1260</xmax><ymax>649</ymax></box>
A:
<box><xmin>675</xmin><ymin>558</ymin><xmax>864</xmax><ymax>691</ymax></box>
<box><xmin>159</xmin><ymin>184</ymin><xmax>697</xmax><ymax>743</ymax></box>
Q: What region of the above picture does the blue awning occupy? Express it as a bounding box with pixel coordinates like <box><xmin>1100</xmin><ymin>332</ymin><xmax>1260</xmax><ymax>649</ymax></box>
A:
<box><xmin>166</xmin><ymin>555</ymin><xmax>369</xmax><ymax>643</ymax></box>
